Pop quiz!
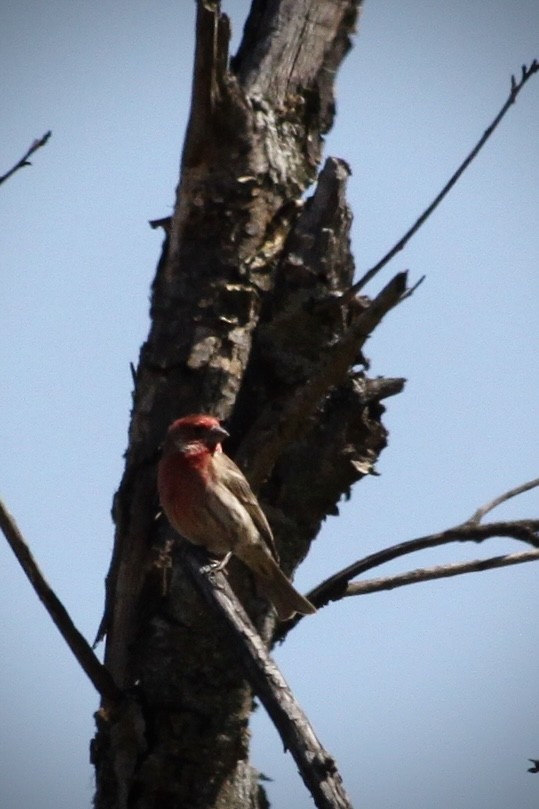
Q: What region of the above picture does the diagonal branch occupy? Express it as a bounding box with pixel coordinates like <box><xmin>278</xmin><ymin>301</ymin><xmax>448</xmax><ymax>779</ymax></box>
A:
<box><xmin>467</xmin><ymin>476</ymin><xmax>539</xmax><ymax>524</ymax></box>
<box><xmin>307</xmin><ymin>479</ymin><xmax>539</xmax><ymax>610</ymax></box>
<box><xmin>345</xmin><ymin>549</ymin><xmax>539</xmax><ymax>596</ymax></box>
<box><xmin>275</xmin><ymin>478</ymin><xmax>539</xmax><ymax>641</ymax></box>
<box><xmin>0</xmin><ymin>498</ymin><xmax>122</xmax><ymax>702</ymax></box>
<box><xmin>0</xmin><ymin>131</ymin><xmax>52</xmax><ymax>186</ymax></box>
<box><xmin>180</xmin><ymin>544</ymin><xmax>354</xmax><ymax>809</ymax></box>
<box><xmin>345</xmin><ymin>59</ymin><xmax>539</xmax><ymax>297</ymax></box>
<box><xmin>307</xmin><ymin>519</ymin><xmax>539</xmax><ymax>606</ymax></box>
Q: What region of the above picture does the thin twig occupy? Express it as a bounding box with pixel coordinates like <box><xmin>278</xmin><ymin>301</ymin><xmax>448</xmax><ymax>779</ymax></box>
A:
<box><xmin>0</xmin><ymin>498</ymin><xmax>122</xmax><ymax>702</ymax></box>
<box><xmin>275</xmin><ymin>518</ymin><xmax>539</xmax><ymax>642</ymax></box>
<box><xmin>308</xmin><ymin>520</ymin><xmax>539</xmax><ymax>606</ymax></box>
<box><xmin>180</xmin><ymin>544</ymin><xmax>353</xmax><ymax>809</ymax></box>
<box><xmin>467</xmin><ymin>476</ymin><xmax>539</xmax><ymax>524</ymax></box>
<box><xmin>306</xmin><ymin>480</ymin><xmax>539</xmax><ymax>609</ymax></box>
<box><xmin>345</xmin><ymin>549</ymin><xmax>539</xmax><ymax>596</ymax></box>
<box><xmin>399</xmin><ymin>273</ymin><xmax>425</xmax><ymax>302</ymax></box>
<box><xmin>0</xmin><ymin>131</ymin><xmax>52</xmax><ymax>186</ymax></box>
<box><xmin>344</xmin><ymin>60</ymin><xmax>539</xmax><ymax>298</ymax></box>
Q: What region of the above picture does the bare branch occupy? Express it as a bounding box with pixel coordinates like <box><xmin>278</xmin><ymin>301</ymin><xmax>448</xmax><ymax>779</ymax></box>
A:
<box><xmin>180</xmin><ymin>544</ymin><xmax>353</xmax><ymax>809</ymax></box>
<box><xmin>345</xmin><ymin>549</ymin><xmax>539</xmax><ymax>596</ymax></box>
<box><xmin>272</xmin><ymin>479</ymin><xmax>539</xmax><ymax>642</ymax></box>
<box><xmin>305</xmin><ymin>478</ymin><xmax>539</xmax><ymax>611</ymax></box>
<box><xmin>0</xmin><ymin>498</ymin><xmax>122</xmax><ymax>702</ymax></box>
<box><xmin>275</xmin><ymin>517</ymin><xmax>539</xmax><ymax>642</ymax></box>
<box><xmin>0</xmin><ymin>131</ymin><xmax>52</xmax><ymax>186</ymax></box>
<box><xmin>399</xmin><ymin>273</ymin><xmax>426</xmax><ymax>302</ymax></box>
<box><xmin>467</xmin><ymin>476</ymin><xmax>539</xmax><ymax>524</ymax></box>
<box><xmin>344</xmin><ymin>59</ymin><xmax>539</xmax><ymax>297</ymax></box>
<box><xmin>307</xmin><ymin>519</ymin><xmax>539</xmax><ymax>607</ymax></box>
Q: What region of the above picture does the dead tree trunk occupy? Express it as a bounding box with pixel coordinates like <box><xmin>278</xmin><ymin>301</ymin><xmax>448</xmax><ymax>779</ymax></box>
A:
<box><xmin>92</xmin><ymin>2</ymin><xmax>406</xmax><ymax>807</ymax></box>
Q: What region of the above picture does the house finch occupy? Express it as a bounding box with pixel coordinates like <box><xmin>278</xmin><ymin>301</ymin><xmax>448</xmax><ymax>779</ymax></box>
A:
<box><xmin>157</xmin><ymin>414</ymin><xmax>316</xmax><ymax>621</ymax></box>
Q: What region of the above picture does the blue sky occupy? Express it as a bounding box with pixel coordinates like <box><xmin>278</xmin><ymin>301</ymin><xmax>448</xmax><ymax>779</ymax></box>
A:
<box><xmin>1</xmin><ymin>2</ymin><xmax>538</xmax><ymax>808</ymax></box>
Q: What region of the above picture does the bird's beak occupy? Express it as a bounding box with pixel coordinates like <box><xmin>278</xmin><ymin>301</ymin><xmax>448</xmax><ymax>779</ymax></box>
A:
<box><xmin>210</xmin><ymin>424</ymin><xmax>229</xmax><ymax>443</ymax></box>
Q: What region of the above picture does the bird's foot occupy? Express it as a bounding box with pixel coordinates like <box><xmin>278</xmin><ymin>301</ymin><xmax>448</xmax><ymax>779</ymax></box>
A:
<box><xmin>201</xmin><ymin>552</ymin><xmax>232</xmax><ymax>575</ymax></box>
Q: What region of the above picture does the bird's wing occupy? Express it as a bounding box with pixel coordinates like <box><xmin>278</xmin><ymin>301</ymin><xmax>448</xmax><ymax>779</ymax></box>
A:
<box><xmin>215</xmin><ymin>452</ymin><xmax>280</xmax><ymax>561</ymax></box>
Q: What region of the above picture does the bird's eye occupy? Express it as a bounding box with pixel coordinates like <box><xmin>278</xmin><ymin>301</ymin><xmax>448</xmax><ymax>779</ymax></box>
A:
<box><xmin>188</xmin><ymin>424</ymin><xmax>207</xmax><ymax>437</ymax></box>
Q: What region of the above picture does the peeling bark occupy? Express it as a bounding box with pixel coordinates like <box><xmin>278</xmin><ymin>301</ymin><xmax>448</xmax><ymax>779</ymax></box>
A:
<box><xmin>93</xmin><ymin>2</ymin><xmax>406</xmax><ymax>807</ymax></box>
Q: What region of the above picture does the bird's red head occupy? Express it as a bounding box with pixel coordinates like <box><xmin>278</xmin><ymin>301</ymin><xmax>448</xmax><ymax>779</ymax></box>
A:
<box><xmin>164</xmin><ymin>414</ymin><xmax>229</xmax><ymax>454</ymax></box>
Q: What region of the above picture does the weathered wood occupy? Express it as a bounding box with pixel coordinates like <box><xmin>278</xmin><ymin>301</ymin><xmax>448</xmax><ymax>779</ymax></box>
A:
<box><xmin>180</xmin><ymin>545</ymin><xmax>354</xmax><ymax>809</ymax></box>
<box><xmin>92</xmin><ymin>2</ymin><xmax>408</xmax><ymax>807</ymax></box>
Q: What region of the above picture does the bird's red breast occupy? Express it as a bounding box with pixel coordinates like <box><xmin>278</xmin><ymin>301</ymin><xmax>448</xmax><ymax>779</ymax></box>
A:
<box><xmin>158</xmin><ymin>445</ymin><xmax>215</xmax><ymax>539</ymax></box>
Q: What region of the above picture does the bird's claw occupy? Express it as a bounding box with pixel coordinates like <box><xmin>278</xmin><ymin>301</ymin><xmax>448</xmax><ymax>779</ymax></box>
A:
<box><xmin>201</xmin><ymin>552</ymin><xmax>232</xmax><ymax>576</ymax></box>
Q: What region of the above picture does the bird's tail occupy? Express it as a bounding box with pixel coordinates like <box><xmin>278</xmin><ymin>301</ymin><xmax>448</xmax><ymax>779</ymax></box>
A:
<box><xmin>245</xmin><ymin>550</ymin><xmax>316</xmax><ymax>621</ymax></box>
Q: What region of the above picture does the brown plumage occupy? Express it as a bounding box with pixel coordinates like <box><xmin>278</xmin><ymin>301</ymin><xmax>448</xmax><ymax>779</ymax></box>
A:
<box><xmin>157</xmin><ymin>414</ymin><xmax>316</xmax><ymax>621</ymax></box>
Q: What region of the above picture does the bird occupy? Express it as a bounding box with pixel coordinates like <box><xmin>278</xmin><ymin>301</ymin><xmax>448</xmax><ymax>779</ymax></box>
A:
<box><xmin>527</xmin><ymin>759</ymin><xmax>539</xmax><ymax>773</ymax></box>
<box><xmin>157</xmin><ymin>413</ymin><xmax>316</xmax><ymax>621</ymax></box>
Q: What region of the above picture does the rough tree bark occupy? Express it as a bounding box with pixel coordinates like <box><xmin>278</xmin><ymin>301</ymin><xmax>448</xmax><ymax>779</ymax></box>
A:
<box><xmin>92</xmin><ymin>2</ymin><xmax>407</xmax><ymax>807</ymax></box>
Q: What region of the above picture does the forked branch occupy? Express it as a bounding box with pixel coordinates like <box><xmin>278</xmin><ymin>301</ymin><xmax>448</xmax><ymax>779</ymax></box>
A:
<box><xmin>276</xmin><ymin>478</ymin><xmax>539</xmax><ymax>640</ymax></box>
<box><xmin>345</xmin><ymin>59</ymin><xmax>539</xmax><ymax>297</ymax></box>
